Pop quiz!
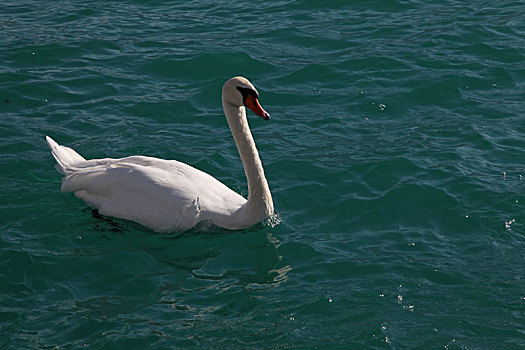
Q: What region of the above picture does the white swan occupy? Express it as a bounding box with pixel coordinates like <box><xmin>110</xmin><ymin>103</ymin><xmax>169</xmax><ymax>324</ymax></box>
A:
<box><xmin>46</xmin><ymin>76</ymin><xmax>274</xmax><ymax>232</ymax></box>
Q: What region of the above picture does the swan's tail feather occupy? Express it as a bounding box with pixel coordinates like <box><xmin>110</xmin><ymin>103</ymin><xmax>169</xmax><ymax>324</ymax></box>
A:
<box><xmin>46</xmin><ymin>136</ymin><xmax>86</xmax><ymax>175</ymax></box>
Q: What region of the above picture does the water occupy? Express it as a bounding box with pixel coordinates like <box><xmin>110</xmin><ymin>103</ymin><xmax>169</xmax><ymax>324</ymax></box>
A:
<box><xmin>1</xmin><ymin>0</ymin><xmax>524</xmax><ymax>348</ymax></box>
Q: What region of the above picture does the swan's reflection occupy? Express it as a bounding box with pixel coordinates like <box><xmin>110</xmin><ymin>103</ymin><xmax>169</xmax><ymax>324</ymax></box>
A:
<box><xmin>156</xmin><ymin>227</ymin><xmax>290</xmax><ymax>290</ymax></box>
<box><xmin>68</xmin><ymin>216</ymin><xmax>290</xmax><ymax>327</ymax></box>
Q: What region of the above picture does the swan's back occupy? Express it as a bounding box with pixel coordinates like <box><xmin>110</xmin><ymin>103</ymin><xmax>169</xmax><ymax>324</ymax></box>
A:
<box><xmin>47</xmin><ymin>137</ymin><xmax>247</xmax><ymax>232</ymax></box>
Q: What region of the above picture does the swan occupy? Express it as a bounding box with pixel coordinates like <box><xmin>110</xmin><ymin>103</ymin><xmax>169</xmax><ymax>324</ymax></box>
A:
<box><xmin>46</xmin><ymin>76</ymin><xmax>274</xmax><ymax>232</ymax></box>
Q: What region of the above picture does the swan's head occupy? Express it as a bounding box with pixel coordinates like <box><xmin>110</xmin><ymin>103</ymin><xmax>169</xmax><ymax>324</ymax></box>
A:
<box><xmin>222</xmin><ymin>76</ymin><xmax>270</xmax><ymax>120</ymax></box>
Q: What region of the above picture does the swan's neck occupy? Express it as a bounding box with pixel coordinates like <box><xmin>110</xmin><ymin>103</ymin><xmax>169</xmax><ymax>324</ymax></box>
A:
<box><xmin>223</xmin><ymin>101</ymin><xmax>274</xmax><ymax>222</ymax></box>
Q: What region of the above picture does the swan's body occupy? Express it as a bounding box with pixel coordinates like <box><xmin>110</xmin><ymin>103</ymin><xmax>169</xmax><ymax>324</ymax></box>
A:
<box><xmin>47</xmin><ymin>77</ymin><xmax>274</xmax><ymax>232</ymax></box>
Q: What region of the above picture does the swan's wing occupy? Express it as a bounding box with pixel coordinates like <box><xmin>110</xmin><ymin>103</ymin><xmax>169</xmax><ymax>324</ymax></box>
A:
<box><xmin>61</xmin><ymin>156</ymin><xmax>246</xmax><ymax>232</ymax></box>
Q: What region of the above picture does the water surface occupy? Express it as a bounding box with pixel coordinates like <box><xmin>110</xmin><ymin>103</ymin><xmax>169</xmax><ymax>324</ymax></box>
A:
<box><xmin>1</xmin><ymin>0</ymin><xmax>524</xmax><ymax>348</ymax></box>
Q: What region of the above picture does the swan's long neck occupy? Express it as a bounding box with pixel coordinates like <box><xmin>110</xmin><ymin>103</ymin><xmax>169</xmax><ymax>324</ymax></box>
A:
<box><xmin>222</xmin><ymin>101</ymin><xmax>274</xmax><ymax>222</ymax></box>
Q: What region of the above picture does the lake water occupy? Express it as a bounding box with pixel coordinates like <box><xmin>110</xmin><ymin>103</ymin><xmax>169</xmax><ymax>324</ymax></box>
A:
<box><xmin>1</xmin><ymin>0</ymin><xmax>524</xmax><ymax>348</ymax></box>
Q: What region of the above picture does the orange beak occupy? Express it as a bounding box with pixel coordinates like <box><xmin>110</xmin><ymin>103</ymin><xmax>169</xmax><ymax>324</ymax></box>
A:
<box><xmin>245</xmin><ymin>94</ymin><xmax>270</xmax><ymax>120</ymax></box>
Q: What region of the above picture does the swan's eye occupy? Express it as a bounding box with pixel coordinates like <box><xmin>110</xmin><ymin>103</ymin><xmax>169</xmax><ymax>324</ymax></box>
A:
<box><xmin>236</xmin><ymin>87</ymin><xmax>259</xmax><ymax>104</ymax></box>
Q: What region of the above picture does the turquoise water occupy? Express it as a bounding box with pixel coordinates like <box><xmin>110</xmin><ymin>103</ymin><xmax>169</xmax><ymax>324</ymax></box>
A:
<box><xmin>2</xmin><ymin>0</ymin><xmax>525</xmax><ymax>348</ymax></box>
